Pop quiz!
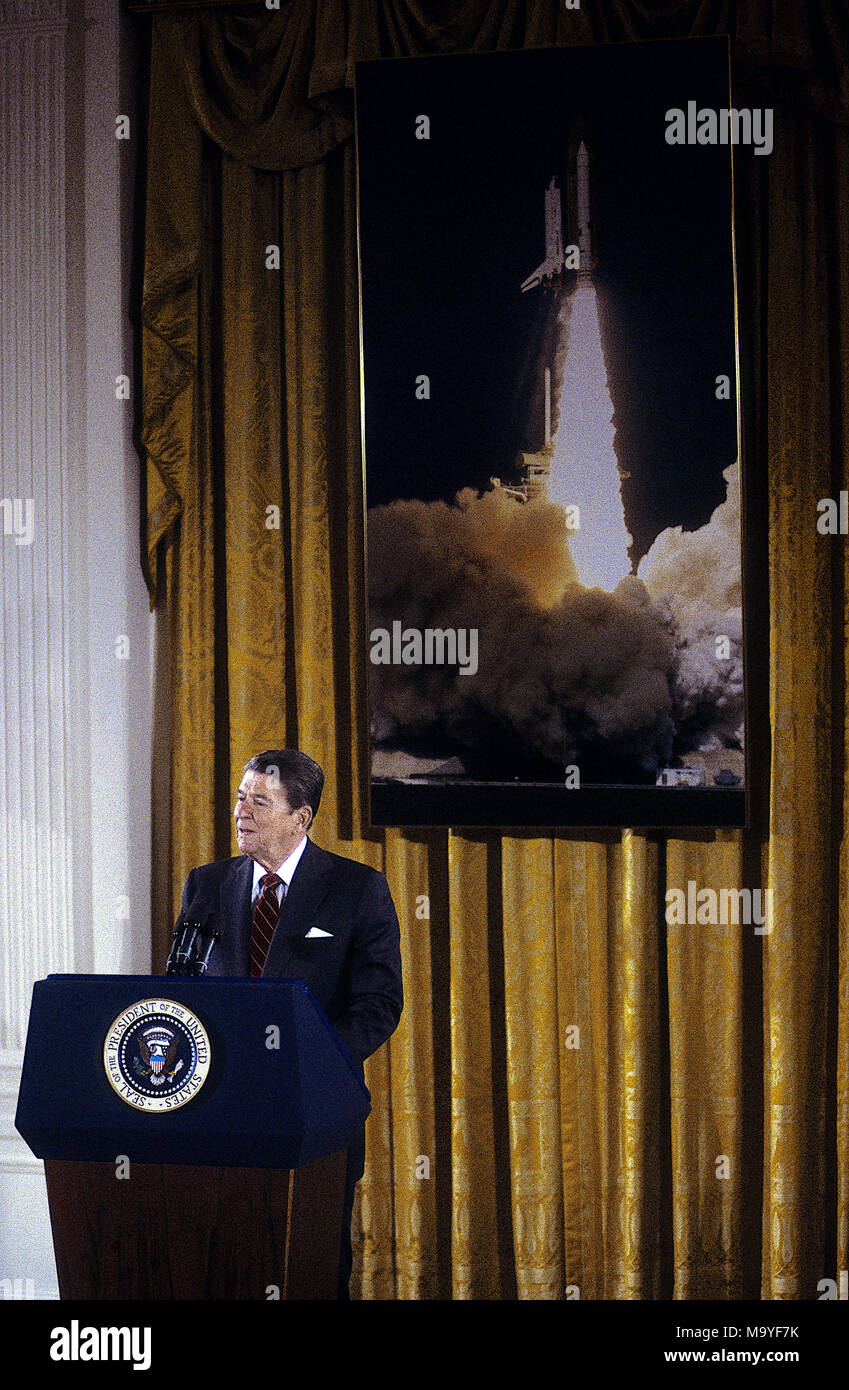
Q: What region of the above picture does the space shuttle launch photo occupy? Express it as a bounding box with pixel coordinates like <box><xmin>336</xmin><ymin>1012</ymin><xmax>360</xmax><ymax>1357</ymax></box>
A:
<box><xmin>356</xmin><ymin>39</ymin><xmax>745</xmax><ymax>828</ymax></box>
<box><xmin>501</xmin><ymin>117</ymin><xmax>633</xmax><ymax>592</ymax></box>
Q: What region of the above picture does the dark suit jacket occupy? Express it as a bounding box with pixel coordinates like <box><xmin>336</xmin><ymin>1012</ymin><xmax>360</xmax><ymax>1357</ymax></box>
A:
<box><xmin>179</xmin><ymin>839</ymin><xmax>404</xmax><ymax>1069</ymax></box>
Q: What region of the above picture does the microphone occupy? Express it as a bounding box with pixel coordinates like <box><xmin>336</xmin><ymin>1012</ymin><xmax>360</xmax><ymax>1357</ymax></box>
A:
<box><xmin>166</xmin><ymin>895</ymin><xmax>219</xmax><ymax>976</ymax></box>
<box><xmin>192</xmin><ymin>924</ymin><xmax>220</xmax><ymax>975</ymax></box>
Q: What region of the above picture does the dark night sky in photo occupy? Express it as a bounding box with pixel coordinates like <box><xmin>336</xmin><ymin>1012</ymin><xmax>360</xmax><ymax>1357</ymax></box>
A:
<box><xmin>356</xmin><ymin>37</ymin><xmax>739</xmax><ymax>565</ymax></box>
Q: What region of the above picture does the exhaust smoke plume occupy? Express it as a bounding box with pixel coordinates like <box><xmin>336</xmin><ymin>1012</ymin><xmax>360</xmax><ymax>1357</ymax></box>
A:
<box><xmin>369</xmin><ymin>487</ymin><xmax>676</xmax><ymax>776</ymax></box>
<box><xmin>368</xmin><ymin>462</ymin><xmax>743</xmax><ymax>780</ymax></box>
<box><xmin>637</xmin><ymin>460</ymin><xmax>744</xmax><ymax>752</ymax></box>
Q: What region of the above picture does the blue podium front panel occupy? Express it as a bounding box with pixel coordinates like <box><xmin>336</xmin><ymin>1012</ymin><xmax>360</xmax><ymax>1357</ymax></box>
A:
<box><xmin>15</xmin><ymin>975</ymin><xmax>370</xmax><ymax>1168</ymax></box>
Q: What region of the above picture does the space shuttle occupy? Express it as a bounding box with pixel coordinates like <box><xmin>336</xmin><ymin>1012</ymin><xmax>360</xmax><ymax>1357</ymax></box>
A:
<box><xmin>521</xmin><ymin>121</ymin><xmax>596</xmax><ymax>292</ymax></box>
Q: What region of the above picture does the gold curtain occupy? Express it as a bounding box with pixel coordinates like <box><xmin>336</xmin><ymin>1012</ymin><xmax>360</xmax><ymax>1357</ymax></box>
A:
<box><xmin>140</xmin><ymin>0</ymin><xmax>848</xmax><ymax>1299</ymax></box>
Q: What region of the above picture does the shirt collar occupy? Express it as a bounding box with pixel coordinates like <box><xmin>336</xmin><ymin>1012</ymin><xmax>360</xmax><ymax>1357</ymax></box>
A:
<box><xmin>250</xmin><ymin>835</ymin><xmax>309</xmax><ymax>896</ymax></box>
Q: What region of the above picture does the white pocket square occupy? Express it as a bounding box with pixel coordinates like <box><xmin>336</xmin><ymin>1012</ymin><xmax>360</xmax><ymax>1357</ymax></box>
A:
<box><xmin>305</xmin><ymin>926</ymin><xmax>333</xmax><ymax>938</ymax></box>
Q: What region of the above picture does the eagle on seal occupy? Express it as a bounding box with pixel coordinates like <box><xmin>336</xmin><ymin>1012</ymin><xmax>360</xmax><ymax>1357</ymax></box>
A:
<box><xmin>137</xmin><ymin>1026</ymin><xmax>180</xmax><ymax>1086</ymax></box>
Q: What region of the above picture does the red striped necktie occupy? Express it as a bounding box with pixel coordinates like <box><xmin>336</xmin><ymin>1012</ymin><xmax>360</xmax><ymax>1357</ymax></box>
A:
<box><xmin>249</xmin><ymin>872</ymin><xmax>283</xmax><ymax>977</ymax></box>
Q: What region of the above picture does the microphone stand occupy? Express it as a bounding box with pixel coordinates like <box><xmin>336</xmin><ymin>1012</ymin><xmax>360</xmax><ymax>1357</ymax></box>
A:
<box><xmin>166</xmin><ymin>920</ymin><xmax>219</xmax><ymax>975</ymax></box>
<box><xmin>192</xmin><ymin>928</ymin><xmax>220</xmax><ymax>975</ymax></box>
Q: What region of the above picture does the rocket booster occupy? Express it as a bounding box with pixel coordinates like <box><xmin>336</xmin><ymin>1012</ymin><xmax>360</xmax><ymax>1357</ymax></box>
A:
<box><xmin>574</xmin><ymin>139</ymin><xmax>592</xmax><ymax>284</ymax></box>
<box><xmin>521</xmin><ymin>120</ymin><xmax>595</xmax><ymax>292</ymax></box>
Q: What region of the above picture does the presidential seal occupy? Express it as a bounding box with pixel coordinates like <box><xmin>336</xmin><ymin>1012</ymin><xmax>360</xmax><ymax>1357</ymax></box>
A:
<box><xmin>103</xmin><ymin>999</ymin><xmax>211</xmax><ymax>1111</ymax></box>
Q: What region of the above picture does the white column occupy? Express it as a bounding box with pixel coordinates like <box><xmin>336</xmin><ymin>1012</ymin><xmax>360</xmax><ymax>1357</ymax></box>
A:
<box><xmin>77</xmin><ymin>0</ymin><xmax>151</xmax><ymax>980</ymax></box>
<box><xmin>0</xmin><ymin>0</ymin><xmax>151</xmax><ymax>1299</ymax></box>
<box><xmin>0</xmin><ymin>0</ymin><xmax>74</xmax><ymax>1183</ymax></box>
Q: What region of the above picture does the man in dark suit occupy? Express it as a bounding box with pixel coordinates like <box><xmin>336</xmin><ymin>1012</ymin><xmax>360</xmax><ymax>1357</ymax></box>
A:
<box><xmin>177</xmin><ymin>748</ymin><xmax>403</xmax><ymax>1297</ymax></box>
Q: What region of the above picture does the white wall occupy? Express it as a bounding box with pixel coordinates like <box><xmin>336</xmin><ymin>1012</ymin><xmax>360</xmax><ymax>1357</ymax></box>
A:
<box><xmin>0</xmin><ymin>0</ymin><xmax>151</xmax><ymax>1299</ymax></box>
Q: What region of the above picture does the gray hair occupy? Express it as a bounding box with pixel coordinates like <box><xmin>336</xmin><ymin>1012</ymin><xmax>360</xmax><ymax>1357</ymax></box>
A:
<box><xmin>243</xmin><ymin>749</ymin><xmax>325</xmax><ymax>821</ymax></box>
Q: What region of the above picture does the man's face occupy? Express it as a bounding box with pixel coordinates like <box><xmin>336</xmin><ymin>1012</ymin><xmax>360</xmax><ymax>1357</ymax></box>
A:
<box><xmin>234</xmin><ymin>770</ymin><xmax>311</xmax><ymax>871</ymax></box>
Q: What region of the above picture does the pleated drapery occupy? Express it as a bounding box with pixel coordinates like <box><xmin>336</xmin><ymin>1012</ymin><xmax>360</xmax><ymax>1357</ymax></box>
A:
<box><xmin>139</xmin><ymin>0</ymin><xmax>848</xmax><ymax>1299</ymax></box>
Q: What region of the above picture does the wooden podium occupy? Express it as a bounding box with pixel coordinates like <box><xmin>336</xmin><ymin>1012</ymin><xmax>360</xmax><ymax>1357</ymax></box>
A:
<box><xmin>16</xmin><ymin>975</ymin><xmax>369</xmax><ymax>1300</ymax></box>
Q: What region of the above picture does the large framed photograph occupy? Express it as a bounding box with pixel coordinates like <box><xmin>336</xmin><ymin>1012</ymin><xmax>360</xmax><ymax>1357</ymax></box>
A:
<box><xmin>356</xmin><ymin>37</ymin><xmax>746</xmax><ymax>828</ymax></box>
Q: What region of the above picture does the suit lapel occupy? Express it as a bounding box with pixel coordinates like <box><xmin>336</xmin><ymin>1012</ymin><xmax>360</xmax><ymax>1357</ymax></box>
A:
<box><xmin>218</xmin><ymin>856</ymin><xmax>253</xmax><ymax>975</ymax></box>
<box><xmin>262</xmin><ymin>839</ymin><xmax>333</xmax><ymax>978</ymax></box>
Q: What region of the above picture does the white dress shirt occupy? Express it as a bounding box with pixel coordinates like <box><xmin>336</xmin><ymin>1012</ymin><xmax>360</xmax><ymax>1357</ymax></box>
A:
<box><xmin>250</xmin><ymin>834</ymin><xmax>309</xmax><ymax>907</ymax></box>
